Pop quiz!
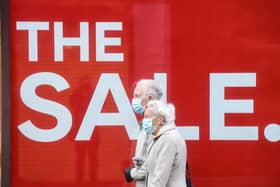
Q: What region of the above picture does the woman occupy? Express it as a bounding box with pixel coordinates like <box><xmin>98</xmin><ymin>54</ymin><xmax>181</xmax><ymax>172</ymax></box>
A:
<box><xmin>131</xmin><ymin>100</ymin><xmax>187</xmax><ymax>187</ymax></box>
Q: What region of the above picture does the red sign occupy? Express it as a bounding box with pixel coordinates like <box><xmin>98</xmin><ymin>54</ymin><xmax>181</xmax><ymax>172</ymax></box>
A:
<box><xmin>8</xmin><ymin>0</ymin><xmax>280</xmax><ymax>187</ymax></box>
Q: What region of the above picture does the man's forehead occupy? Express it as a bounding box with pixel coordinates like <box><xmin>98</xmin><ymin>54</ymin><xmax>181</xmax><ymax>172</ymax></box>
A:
<box><xmin>134</xmin><ymin>84</ymin><xmax>145</xmax><ymax>95</ymax></box>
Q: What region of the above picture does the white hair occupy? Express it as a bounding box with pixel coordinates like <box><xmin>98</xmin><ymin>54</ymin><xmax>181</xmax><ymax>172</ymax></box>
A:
<box><xmin>136</xmin><ymin>79</ymin><xmax>163</xmax><ymax>100</ymax></box>
<box><xmin>147</xmin><ymin>100</ymin><xmax>176</xmax><ymax>125</ymax></box>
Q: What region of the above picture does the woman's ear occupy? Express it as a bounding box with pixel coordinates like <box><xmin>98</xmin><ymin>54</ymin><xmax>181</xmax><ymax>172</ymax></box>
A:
<box><xmin>159</xmin><ymin>116</ymin><xmax>165</xmax><ymax>125</ymax></box>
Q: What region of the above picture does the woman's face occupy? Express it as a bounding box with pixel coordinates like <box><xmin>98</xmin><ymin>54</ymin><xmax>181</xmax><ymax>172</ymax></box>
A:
<box><xmin>144</xmin><ymin>105</ymin><xmax>164</xmax><ymax>134</ymax></box>
<box><xmin>144</xmin><ymin>105</ymin><xmax>155</xmax><ymax>118</ymax></box>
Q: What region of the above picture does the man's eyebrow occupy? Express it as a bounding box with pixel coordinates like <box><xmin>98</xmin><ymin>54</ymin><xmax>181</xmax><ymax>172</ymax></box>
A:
<box><xmin>134</xmin><ymin>93</ymin><xmax>140</xmax><ymax>97</ymax></box>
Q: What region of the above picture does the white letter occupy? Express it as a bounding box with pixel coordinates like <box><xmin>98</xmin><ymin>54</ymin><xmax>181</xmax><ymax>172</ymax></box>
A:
<box><xmin>76</xmin><ymin>73</ymin><xmax>138</xmax><ymax>140</ymax></box>
<box><xmin>16</xmin><ymin>21</ymin><xmax>49</xmax><ymax>62</ymax></box>
<box><xmin>96</xmin><ymin>22</ymin><xmax>123</xmax><ymax>62</ymax></box>
<box><xmin>154</xmin><ymin>73</ymin><xmax>167</xmax><ymax>103</ymax></box>
<box><xmin>210</xmin><ymin>73</ymin><xmax>258</xmax><ymax>140</ymax></box>
<box><xmin>18</xmin><ymin>72</ymin><xmax>72</xmax><ymax>142</ymax></box>
<box><xmin>54</xmin><ymin>22</ymin><xmax>89</xmax><ymax>62</ymax></box>
<box><xmin>155</xmin><ymin>73</ymin><xmax>200</xmax><ymax>140</ymax></box>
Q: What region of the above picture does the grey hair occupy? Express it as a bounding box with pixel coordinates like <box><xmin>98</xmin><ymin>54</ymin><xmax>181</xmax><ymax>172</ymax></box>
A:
<box><xmin>136</xmin><ymin>79</ymin><xmax>163</xmax><ymax>100</ymax></box>
<box><xmin>147</xmin><ymin>100</ymin><xmax>176</xmax><ymax>125</ymax></box>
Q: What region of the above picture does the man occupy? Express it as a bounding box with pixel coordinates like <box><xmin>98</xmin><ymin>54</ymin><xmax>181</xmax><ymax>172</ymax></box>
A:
<box><xmin>124</xmin><ymin>79</ymin><xmax>163</xmax><ymax>187</ymax></box>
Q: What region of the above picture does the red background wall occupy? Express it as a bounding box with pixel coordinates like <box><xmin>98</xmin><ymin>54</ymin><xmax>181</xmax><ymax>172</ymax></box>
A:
<box><xmin>8</xmin><ymin>0</ymin><xmax>280</xmax><ymax>187</ymax></box>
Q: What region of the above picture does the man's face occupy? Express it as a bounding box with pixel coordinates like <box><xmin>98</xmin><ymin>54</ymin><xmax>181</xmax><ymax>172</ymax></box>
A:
<box><xmin>133</xmin><ymin>84</ymin><xmax>150</xmax><ymax>107</ymax></box>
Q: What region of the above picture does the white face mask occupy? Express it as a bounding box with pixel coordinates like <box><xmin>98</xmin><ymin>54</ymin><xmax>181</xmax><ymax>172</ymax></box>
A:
<box><xmin>131</xmin><ymin>98</ymin><xmax>145</xmax><ymax>114</ymax></box>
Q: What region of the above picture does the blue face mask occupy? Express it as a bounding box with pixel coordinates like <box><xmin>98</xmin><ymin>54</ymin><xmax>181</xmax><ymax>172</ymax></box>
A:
<box><xmin>142</xmin><ymin>118</ymin><xmax>154</xmax><ymax>134</ymax></box>
<box><xmin>132</xmin><ymin>98</ymin><xmax>145</xmax><ymax>114</ymax></box>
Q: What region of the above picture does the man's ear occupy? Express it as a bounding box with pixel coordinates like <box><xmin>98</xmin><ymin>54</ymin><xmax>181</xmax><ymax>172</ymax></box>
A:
<box><xmin>148</xmin><ymin>95</ymin><xmax>153</xmax><ymax>100</ymax></box>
